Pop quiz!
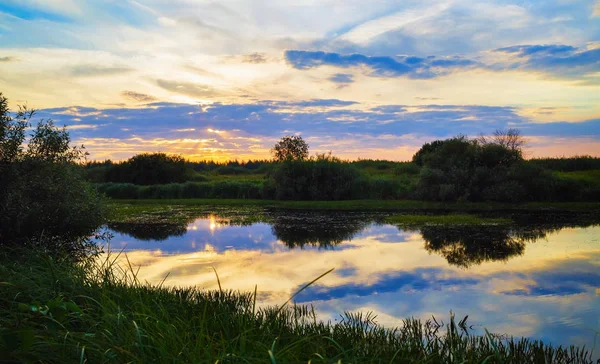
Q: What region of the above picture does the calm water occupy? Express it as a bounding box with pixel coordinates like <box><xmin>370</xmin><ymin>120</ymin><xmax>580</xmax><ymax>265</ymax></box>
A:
<box><xmin>107</xmin><ymin>210</ymin><xmax>600</xmax><ymax>353</ymax></box>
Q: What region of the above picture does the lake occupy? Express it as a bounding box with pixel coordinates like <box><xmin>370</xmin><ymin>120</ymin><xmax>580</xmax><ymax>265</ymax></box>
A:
<box><xmin>106</xmin><ymin>209</ymin><xmax>600</xmax><ymax>354</ymax></box>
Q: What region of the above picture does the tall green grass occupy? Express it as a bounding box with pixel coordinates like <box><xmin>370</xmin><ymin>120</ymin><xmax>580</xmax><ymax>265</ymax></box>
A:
<box><xmin>96</xmin><ymin>181</ymin><xmax>264</xmax><ymax>199</ymax></box>
<box><xmin>1</xmin><ymin>250</ymin><xmax>596</xmax><ymax>363</ymax></box>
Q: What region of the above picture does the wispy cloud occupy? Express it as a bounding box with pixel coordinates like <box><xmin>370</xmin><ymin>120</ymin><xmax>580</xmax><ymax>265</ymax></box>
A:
<box><xmin>241</xmin><ymin>53</ymin><xmax>268</xmax><ymax>64</ymax></box>
<box><xmin>329</xmin><ymin>73</ymin><xmax>354</xmax><ymax>85</ymax></box>
<box><xmin>0</xmin><ymin>56</ymin><xmax>17</xmax><ymax>62</ymax></box>
<box><xmin>121</xmin><ymin>91</ymin><xmax>157</xmax><ymax>103</ymax></box>
<box><xmin>1</xmin><ymin>0</ymin><xmax>599</xmax><ymax>160</ymax></box>
<box><xmin>68</xmin><ymin>65</ymin><xmax>133</xmax><ymax>77</ymax></box>
<box><xmin>285</xmin><ymin>50</ymin><xmax>478</xmax><ymax>79</ymax></box>
<box><xmin>156</xmin><ymin>80</ymin><xmax>222</xmax><ymax>98</ymax></box>
<box><xmin>494</xmin><ymin>44</ymin><xmax>600</xmax><ymax>76</ymax></box>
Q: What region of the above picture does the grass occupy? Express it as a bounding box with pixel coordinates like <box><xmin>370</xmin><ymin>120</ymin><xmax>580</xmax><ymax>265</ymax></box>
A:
<box><xmin>108</xmin><ymin>199</ymin><xmax>600</xmax><ymax>223</ymax></box>
<box><xmin>1</xmin><ymin>249</ymin><xmax>596</xmax><ymax>363</ymax></box>
<box><xmin>556</xmin><ymin>170</ymin><xmax>600</xmax><ymax>186</ymax></box>
<box><xmin>385</xmin><ymin>214</ymin><xmax>512</xmax><ymax>226</ymax></box>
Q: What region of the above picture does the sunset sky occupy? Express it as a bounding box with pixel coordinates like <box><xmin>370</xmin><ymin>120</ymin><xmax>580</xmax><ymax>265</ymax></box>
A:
<box><xmin>1</xmin><ymin>0</ymin><xmax>599</xmax><ymax>161</ymax></box>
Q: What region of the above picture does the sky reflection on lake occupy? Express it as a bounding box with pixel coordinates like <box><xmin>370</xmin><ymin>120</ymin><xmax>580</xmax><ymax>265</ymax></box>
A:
<box><xmin>106</xmin><ymin>212</ymin><xmax>600</xmax><ymax>352</ymax></box>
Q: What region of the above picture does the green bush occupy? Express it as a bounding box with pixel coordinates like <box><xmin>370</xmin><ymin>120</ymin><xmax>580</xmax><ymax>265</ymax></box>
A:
<box><xmin>368</xmin><ymin>178</ymin><xmax>401</xmax><ymax>199</ymax></box>
<box><xmin>181</xmin><ymin>181</ymin><xmax>211</xmax><ymax>198</ymax></box>
<box><xmin>270</xmin><ymin>154</ymin><xmax>363</xmax><ymax>200</ymax></box>
<box><xmin>214</xmin><ymin>165</ymin><xmax>251</xmax><ymax>175</ymax></box>
<box><xmin>99</xmin><ymin>153</ymin><xmax>192</xmax><ymax>185</ymax></box>
<box><xmin>99</xmin><ymin>183</ymin><xmax>139</xmax><ymax>199</ymax></box>
<box><xmin>393</xmin><ymin>162</ymin><xmax>420</xmax><ymax>175</ymax></box>
<box><xmin>0</xmin><ymin>93</ymin><xmax>105</xmax><ymax>253</ymax></box>
<box><xmin>530</xmin><ymin>156</ymin><xmax>600</xmax><ymax>172</ymax></box>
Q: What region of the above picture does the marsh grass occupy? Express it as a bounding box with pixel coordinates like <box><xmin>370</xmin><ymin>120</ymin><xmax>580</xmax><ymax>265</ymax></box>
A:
<box><xmin>108</xmin><ymin>199</ymin><xmax>600</xmax><ymax>225</ymax></box>
<box><xmin>385</xmin><ymin>214</ymin><xmax>512</xmax><ymax>226</ymax></box>
<box><xmin>1</xmin><ymin>248</ymin><xmax>597</xmax><ymax>363</ymax></box>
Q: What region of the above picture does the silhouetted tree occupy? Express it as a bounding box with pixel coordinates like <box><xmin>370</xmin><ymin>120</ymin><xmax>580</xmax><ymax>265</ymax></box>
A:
<box><xmin>0</xmin><ymin>92</ymin><xmax>105</xmax><ymax>254</ymax></box>
<box><xmin>477</xmin><ymin>128</ymin><xmax>526</xmax><ymax>154</ymax></box>
<box><xmin>271</xmin><ymin>135</ymin><xmax>309</xmax><ymax>162</ymax></box>
<box><xmin>104</xmin><ymin>152</ymin><xmax>190</xmax><ymax>185</ymax></box>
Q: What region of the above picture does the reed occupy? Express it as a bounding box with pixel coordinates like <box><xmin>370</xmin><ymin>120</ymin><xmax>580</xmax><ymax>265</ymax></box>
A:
<box><xmin>1</xmin><ymin>249</ymin><xmax>596</xmax><ymax>363</ymax></box>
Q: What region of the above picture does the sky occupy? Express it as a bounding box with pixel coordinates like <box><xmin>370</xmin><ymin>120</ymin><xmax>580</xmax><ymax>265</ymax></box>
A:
<box><xmin>1</xmin><ymin>0</ymin><xmax>599</xmax><ymax>161</ymax></box>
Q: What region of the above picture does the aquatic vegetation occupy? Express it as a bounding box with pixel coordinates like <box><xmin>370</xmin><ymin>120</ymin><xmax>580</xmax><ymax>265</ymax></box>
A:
<box><xmin>1</xmin><ymin>250</ymin><xmax>597</xmax><ymax>363</ymax></box>
<box><xmin>384</xmin><ymin>214</ymin><xmax>512</xmax><ymax>226</ymax></box>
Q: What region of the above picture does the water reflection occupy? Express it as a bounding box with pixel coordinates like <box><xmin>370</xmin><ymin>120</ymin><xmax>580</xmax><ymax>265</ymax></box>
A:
<box><xmin>270</xmin><ymin>212</ymin><xmax>373</xmax><ymax>249</ymax></box>
<box><xmin>105</xmin><ymin>210</ymin><xmax>600</xmax><ymax>355</ymax></box>
<box><xmin>109</xmin><ymin>222</ymin><xmax>186</xmax><ymax>241</ymax></box>
<box><xmin>419</xmin><ymin>226</ymin><xmax>526</xmax><ymax>268</ymax></box>
<box><xmin>109</xmin><ymin>211</ymin><xmax>599</xmax><ymax>268</ymax></box>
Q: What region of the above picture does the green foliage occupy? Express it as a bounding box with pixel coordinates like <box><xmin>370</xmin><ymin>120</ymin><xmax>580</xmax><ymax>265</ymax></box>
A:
<box><xmin>410</xmin><ymin>133</ymin><xmax>597</xmax><ymax>203</ymax></box>
<box><xmin>270</xmin><ymin>153</ymin><xmax>364</xmax><ymax>200</ymax></box>
<box><xmin>0</xmin><ymin>93</ymin><xmax>105</xmax><ymax>252</ymax></box>
<box><xmin>393</xmin><ymin>162</ymin><xmax>421</xmax><ymax>175</ymax></box>
<box><xmin>271</xmin><ymin>135</ymin><xmax>309</xmax><ymax>162</ymax></box>
<box><xmin>101</xmin><ymin>153</ymin><xmax>191</xmax><ymax>185</ymax></box>
<box><xmin>85</xmin><ymin>131</ymin><xmax>598</xmax><ymax>203</ymax></box>
<box><xmin>213</xmin><ymin>165</ymin><xmax>251</xmax><ymax>175</ymax></box>
<box><xmin>0</xmin><ymin>251</ymin><xmax>595</xmax><ymax>363</ymax></box>
<box><xmin>411</xmin><ymin>139</ymin><xmax>448</xmax><ymax>166</ymax></box>
<box><xmin>530</xmin><ymin>156</ymin><xmax>600</xmax><ymax>172</ymax></box>
<box><xmin>97</xmin><ymin>181</ymin><xmax>265</xmax><ymax>199</ymax></box>
<box><xmin>385</xmin><ymin>214</ymin><xmax>511</xmax><ymax>226</ymax></box>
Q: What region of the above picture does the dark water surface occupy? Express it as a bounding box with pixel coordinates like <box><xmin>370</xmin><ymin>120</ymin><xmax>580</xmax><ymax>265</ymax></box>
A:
<box><xmin>107</xmin><ymin>210</ymin><xmax>600</xmax><ymax>353</ymax></box>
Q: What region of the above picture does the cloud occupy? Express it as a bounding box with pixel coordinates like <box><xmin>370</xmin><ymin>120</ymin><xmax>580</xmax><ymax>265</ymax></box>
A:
<box><xmin>0</xmin><ymin>56</ymin><xmax>17</xmax><ymax>62</ymax></box>
<box><xmin>495</xmin><ymin>44</ymin><xmax>578</xmax><ymax>57</ymax></box>
<box><xmin>276</xmin><ymin>99</ymin><xmax>358</xmax><ymax>108</ymax></box>
<box><xmin>30</xmin><ymin>99</ymin><xmax>600</xmax><ymax>161</ymax></box>
<box><xmin>156</xmin><ymin>79</ymin><xmax>222</xmax><ymax>98</ymax></box>
<box><xmin>329</xmin><ymin>73</ymin><xmax>354</xmax><ymax>84</ymax></box>
<box><xmin>241</xmin><ymin>52</ymin><xmax>268</xmax><ymax>64</ymax></box>
<box><xmin>294</xmin><ymin>267</ymin><xmax>478</xmax><ymax>302</ymax></box>
<box><xmin>594</xmin><ymin>1</ymin><xmax>600</xmax><ymax>17</ymax></box>
<box><xmin>493</xmin><ymin>44</ymin><xmax>600</xmax><ymax>76</ymax></box>
<box><xmin>68</xmin><ymin>65</ymin><xmax>133</xmax><ymax>77</ymax></box>
<box><xmin>121</xmin><ymin>91</ymin><xmax>157</xmax><ymax>103</ymax></box>
<box><xmin>0</xmin><ymin>1</ymin><xmax>74</xmax><ymax>22</ymax></box>
<box><xmin>288</xmin><ymin>44</ymin><xmax>600</xmax><ymax>81</ymax></box>
<box><xmin>285</xmin><ymin>50</ymin><xmax>478</xmax><ymax>79</ymax></box>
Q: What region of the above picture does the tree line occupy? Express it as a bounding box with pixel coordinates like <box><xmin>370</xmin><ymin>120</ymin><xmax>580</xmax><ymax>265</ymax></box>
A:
<box><xmin>88</xmin><ymin>133</ymin><xmax>600</xmax><ymax>202</ymax></box>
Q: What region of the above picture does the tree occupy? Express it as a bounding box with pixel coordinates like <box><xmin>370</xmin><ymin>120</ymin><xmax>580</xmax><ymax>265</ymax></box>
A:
<box><xmin>477</xmin><ymin>128</ymin><xmax>526</xmax><ymax>154</ymax></box>
<box><xmin>271</xmin><ymin>135</ymin><xmax>309</xmax><ymax>162</ymax></box>
<box><xmin>104</xmin><ymin>152</ymin><xmax>190</xmax><ymax>185</ymax></box>
<box><xmin>0</xmin><ymin>92</ymin><xmax>105</xmax><ymax>255</ymax></box>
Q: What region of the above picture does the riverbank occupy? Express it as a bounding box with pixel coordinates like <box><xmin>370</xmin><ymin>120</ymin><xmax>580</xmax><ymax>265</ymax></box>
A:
<box><xmin>1</xmin><ymin>250</ymin><xmax>595</xmax><ymax>363</ymax></box>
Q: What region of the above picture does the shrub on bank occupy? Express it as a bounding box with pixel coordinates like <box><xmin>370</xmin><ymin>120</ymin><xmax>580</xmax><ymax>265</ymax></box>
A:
<box><xmin>270</xmin><ymin>154</ymin><xmax>364</xmax><ymax>200</ymax></box>
<box><xmin>0</xmin><ymin>94</ymin><xmax>105</xmax><ymax>252</ymax></box>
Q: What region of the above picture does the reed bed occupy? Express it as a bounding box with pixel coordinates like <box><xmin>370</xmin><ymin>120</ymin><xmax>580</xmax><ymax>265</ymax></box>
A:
<box><xmin>1</xmin><ymin>249</ymin><xmax>596</xmax><ymax>363</ymax></box>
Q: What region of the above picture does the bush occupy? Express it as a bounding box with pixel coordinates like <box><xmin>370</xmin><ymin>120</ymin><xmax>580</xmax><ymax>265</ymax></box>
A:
<box><xmin>413</xmin><ymin>134</ymin><xmax>535</xmax><ymax>202</ymax></box>
<box><xmin>530</xmin><ymin>156</ymin><xmax>600</xmax><ymax>172</ymax></box>
<box><xmin>101</xmin><ymin>153</ymin><xmax>192</xmax><ymax>185</ymax></box>
<box><xmin>214</xmin><ymin>165</ymin><xmax>251</xmax><ymax>175</ymax></box>
<box><xmin>270</xmin><ymin>154</ymin><xmax>363</xmax><ymax>200</ymax></box>
<box><xmin>100</xmin><ymin>183</ymin><xmax>139</xmax><ymax>199</ymax></box>
<box><xmin>393</xmin><ymin>162</ymin><xmax>420</xmax><ymax>175</ymax></box>
<box><xmin>0</xmin><ymin>93</ymin><xmax>105</xmax><ymax>252</ymax></box>
<box><xmin>368</xmin><ymin>178</ymin><xmax>402</xmax><ymax>199</ymax></box>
